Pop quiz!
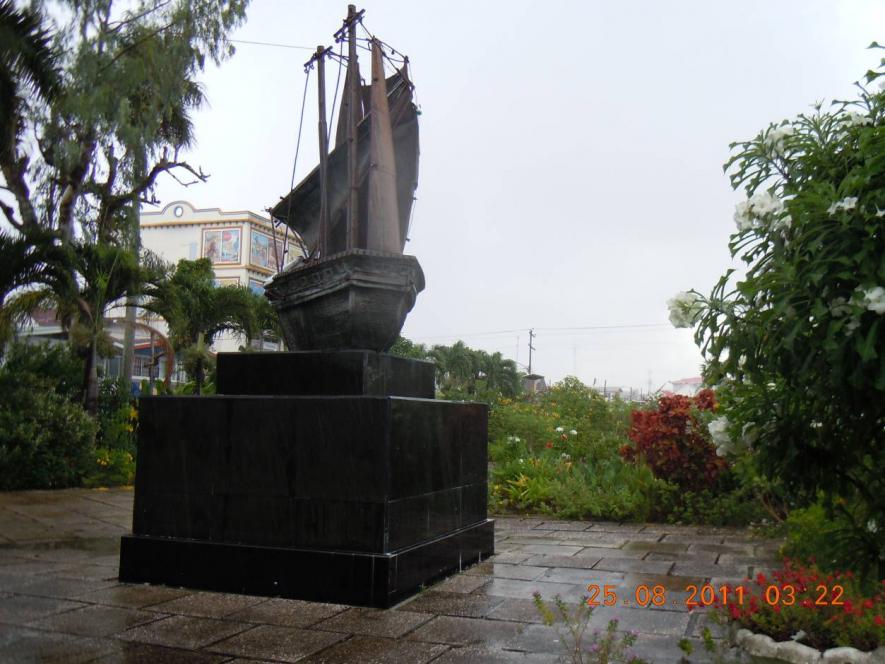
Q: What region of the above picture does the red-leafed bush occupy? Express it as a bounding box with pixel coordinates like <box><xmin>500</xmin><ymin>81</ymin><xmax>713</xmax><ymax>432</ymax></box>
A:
<box><xmin>619</xmin><ymin>389</ymin><xmax>726</xmax><ymax>491</ymax></box>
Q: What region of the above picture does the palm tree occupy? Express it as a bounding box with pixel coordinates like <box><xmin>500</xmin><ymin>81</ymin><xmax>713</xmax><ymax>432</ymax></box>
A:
<box><xmin>0</xmin><ymin>0</ymin><xmax>60</xmax><ymax>183</ymax></box>
<box><xmin>65</xmin><ymin>242</ymin><xmax>145</xmax><ymax>414</ymax></box>
<box><xmin>0</xmin><ymin>228</ymin><xmax>73</xmax><ymax>356</ymax></box>
<box><xmin>144</xmin><ymin>258</ymin><xmax>267</xmax><ymax>394</ymax></box>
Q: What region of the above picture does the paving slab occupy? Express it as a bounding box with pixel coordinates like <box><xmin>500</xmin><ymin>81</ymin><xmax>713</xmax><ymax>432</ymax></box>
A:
<box><xmin>205</xmin><ymin>623</ymin><xmax>346</xmax><ymax>661</ymax></box>
<box><xmin>0</xmin><ymin>487</ymin><xmax>781</xmax><ymax>663</ymax></box>
<box><xmin>116</xmin><ymin>614</ymin><xmax>254</xmax><ymax>650</ymax></box>
<box><xmin>300</xmin><ymin>635</ymin><xmax>449</xmax><ymax>663</ymax></box>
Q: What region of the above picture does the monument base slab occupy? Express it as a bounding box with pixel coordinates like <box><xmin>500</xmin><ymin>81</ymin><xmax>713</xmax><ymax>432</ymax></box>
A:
<box><xmin>120</xmin><ymin>519</ymin><xmax>493</xmax><ymax>608</ymax></box>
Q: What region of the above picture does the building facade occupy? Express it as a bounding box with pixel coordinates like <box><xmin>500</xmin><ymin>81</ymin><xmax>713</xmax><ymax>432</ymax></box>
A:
<box><xmin>139</xmin><ymin>201</ymin><xmax>303</xmax><ymax>353</ymax></box>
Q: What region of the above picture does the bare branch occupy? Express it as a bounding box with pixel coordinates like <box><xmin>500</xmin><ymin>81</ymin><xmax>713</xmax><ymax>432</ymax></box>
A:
<box><xmin>105</xmin><ymin>0</ymin><xmax>173</xmax><ymax>34</ymax></box>
<box><xmin>105</xmin><ymin>153</ymin><xmax>209</xmax><ymax>217</ymax></box>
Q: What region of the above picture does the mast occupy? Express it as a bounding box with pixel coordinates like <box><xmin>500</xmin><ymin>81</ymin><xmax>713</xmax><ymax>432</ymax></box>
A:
<box><xmin>366</xmin><ymin>38</ymin><xmax>401</xmax><ymax>252</ymax></box>
<box><xmin>344</xmin><ymin>5</ymin><xmax>362</xmax><ymax>250</ymax></box>
<box><xmin>314</xmin><ymin>45</ymin><xmax>331</xmax><ymax>256</ymax></box>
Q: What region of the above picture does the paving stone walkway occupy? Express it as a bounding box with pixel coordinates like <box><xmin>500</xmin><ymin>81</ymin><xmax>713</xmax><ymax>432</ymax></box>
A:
<box><xmin>0</xmin><ymin>488</ymin><xmax>781</xmax><ymax>663</ymax></box>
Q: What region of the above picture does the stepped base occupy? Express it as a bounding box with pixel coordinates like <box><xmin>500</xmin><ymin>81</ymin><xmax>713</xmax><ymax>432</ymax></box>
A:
<box><xmin>120</xmin><ymin>520</ymin><xmax>493</xmax><ymax>608</ymax></box>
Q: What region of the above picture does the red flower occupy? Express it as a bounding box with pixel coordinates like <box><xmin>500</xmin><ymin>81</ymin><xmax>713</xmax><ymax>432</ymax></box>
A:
<box><xmin>874</xmin><ymin>615</ymin><xmax>884</xmax><ymax>626</ymax></box>
<box><xmin>545</xmin><ymin>441</ymin><xmax>553</xmax><ymax>449</ymax></box>
<box><xmin>756</xmin><ymin>573</ymin><xmax>767</xmax><ymax>586</ymax></box>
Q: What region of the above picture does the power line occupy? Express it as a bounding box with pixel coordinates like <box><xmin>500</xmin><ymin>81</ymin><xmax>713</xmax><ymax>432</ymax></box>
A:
<box><xmin>411</xmin><ymin>323</ymin><xmax>672</xmax><ymax>341</ymax></box>
<box><xmin>231</xmin><ymin>38</ymin><xmax>314</xmax><ymax>51</ymax></box>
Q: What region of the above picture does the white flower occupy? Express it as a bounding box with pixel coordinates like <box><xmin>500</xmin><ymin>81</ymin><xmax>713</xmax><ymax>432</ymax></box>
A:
<box><xmin>845</xmin><ymin>319</ymin><xmax>861</xmax><ymax>334</ymax></box>
<box><xmin>876</xmin><ymin>208</ymin><xmax>885</xmax><ymax>218</ymax></box>
<box><xmin>764</xmin><ymin>125</ymin><xmax>794</xmax><ymax>156</ymax></box>
<box><xmin>734</xmin><ymin>191</ymin><xmax>788</xmax><ymax>232</ymax></box>
<box><xmin>667</xmin><ymin>291</ymin><xmax>703</xmax><ymax>328</ymax></box>
<box><xmin>734</xmin><ymin>201</ymin><xmax>753</xmax><ymax>231</ymax></box>
<box><xmin>518</xmin><ymin>458</ymin><xmax>524</xmax><ymax>464</ymax></box>
<box><xmin>560</xmin><ymin>453</ymin><xmax>571</xmax><ymax>460</ymax></box>
<box><xmin>708</xmin><ymin>416</ymin><xmax>730</xmax><ymax>452</ymax></box>
<box><xmin>569</xmin><ymin>429</ymin><xmax>577</xmax><ymax>436</ymax></box>
<box><xmin>868</xmin><ymin>519</ymin><xmax>878</xmax><ymax>533</ymax></box>
<box><xmin>827</xmin><ymin>197</ymin><xmax>858</xmax><ymax>215</ymax></box>
<box><xmin>749</xmin><ymin>191</ymin><xmax>784</xmax><ymax>217</ymax></box>
<box><xmin>514</xmin><ymin>436</ymin><xmax>521</xmax><ymax>443</ymax></box>
<box><xmin>861</xmin><ymin>286</ymin><xmax>885</xmax><ymax>314</ymax></box>
<box><xmin>555</xmin><ymin>426</ymin><xmax>564</xmax><ymax>433</ymax></box>
<box><xmin>845</xmin><ymin>111</ymin><xmax>872</xmax><ymax>127</ymax></box>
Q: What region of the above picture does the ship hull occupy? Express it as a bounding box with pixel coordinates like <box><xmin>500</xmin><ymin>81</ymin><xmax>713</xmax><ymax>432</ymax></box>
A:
<box><xmin>265</xmin><ymin>249</ymin><xmax>425</xmax><ymax>352</ymax></box>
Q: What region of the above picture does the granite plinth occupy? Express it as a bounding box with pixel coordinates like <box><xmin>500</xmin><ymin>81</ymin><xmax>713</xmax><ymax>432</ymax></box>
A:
<box><xmin>119</xmin><ymin>520</ymin><xmax>494</xmax><ymax>608</ymax></box>
<box><xmin>120</xmin><ymin>354</ymin><xmax>493</xmax><ymax>607</ymax></box>
<box><xmin>216</xmin><ymin>350</ymin><xmax>434</xmax><ymax>398</ymax></box>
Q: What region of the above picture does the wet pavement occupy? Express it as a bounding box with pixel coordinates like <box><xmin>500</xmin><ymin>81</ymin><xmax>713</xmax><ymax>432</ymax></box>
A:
<box><xmin>0</xmin><ymin>488</ymin><xmax>780</xmax><ymax>663</ymax></box>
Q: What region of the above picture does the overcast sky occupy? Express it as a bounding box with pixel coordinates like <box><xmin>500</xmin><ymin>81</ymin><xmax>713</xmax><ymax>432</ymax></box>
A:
<box><xmin>154</xmin><ymin>0</ymin><xmax>884</xmax><ymax>391</ymax></box>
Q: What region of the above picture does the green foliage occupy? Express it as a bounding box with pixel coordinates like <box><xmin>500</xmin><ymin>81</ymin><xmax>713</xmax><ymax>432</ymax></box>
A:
<box><xmin>489</xmin><ymin>379</ymin><xmax>666</xmax><ymax>521</ymax></box>
<box><xmin>0</xmin><ymin>343</ymin><xmax>96</xmax><ymax>489</ymax></box>
<box><xmin>389</xmin><ymin>337</ymin><xmax>523</xmax><ymax>402</ymax></box>
<box><xmin>0</xmin><ymin>340</ymin><xmax>82</xmax><ymax>397</ymax></box>
<box><xmin>84</xmin><ymin>448</ymin><xmax>135</xmax><ymax>488</ymax></box>
<box><xmin>144</xmin><ymin>258</ymin><xmax>268</xmax><ymax>393</ymax></box>
<box><xmin>686</xmin><ymin>52</ymin><xmax>885</xmax><ymax>581</ymax></box>
<box><xmin>96</xmin><ymin>377</ymin><xmax>136</xmax><ymax>451</ymax></box>
<box><xmin>782</xmin><ymin>499</ymin><xmax>884</xmax><ymax>588</ymax></box>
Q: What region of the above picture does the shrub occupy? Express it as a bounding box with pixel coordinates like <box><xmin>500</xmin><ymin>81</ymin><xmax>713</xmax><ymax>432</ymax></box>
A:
<box><xmin>680</xmin><ymin>50</ymin><xmax>885</xmax><ymax>581</ymax></box>
<box><xmin>84</xmin><ymin>448</ymin><xmax>136</xmax><ymax>488</ymax></box>
<box><xmin>782</xmin><ymin>499</ymin><xmax>884</xmax><ymax>589</ymax></box>
<box><xmin>710</xmin><ymin>560</ymin><xmax>884</xmax><ymax>652</ymax></box>
<box><xmin>0</xmin><ymin>344</ymin><xmax>96</xmax><ymax>489</ymax></box>
<box><xmin>97</xmin><ymin>377</ymin><xmax>137</xmax><ymax>451</ymax></box>
<box><xmin>619</xmin><ymin>390</ymin><xmax>726</xmax><ymax>492</ymax></box>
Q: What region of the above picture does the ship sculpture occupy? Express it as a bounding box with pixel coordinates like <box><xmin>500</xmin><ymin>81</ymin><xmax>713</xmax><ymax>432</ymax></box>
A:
<box><xmin>265</xmin><ymin>5</ymin><xmax>424</xmax><ymax>351</ymax></box>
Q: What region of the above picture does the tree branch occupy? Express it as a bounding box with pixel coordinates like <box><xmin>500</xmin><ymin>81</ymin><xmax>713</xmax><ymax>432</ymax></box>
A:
<box><xmin>105</xmin><ymin>0</ymin><xmax>173</xmax><ymax>34</ymax></box>
<box><xmin>0</xmin><ymin>155</ymin><xmax>38</xmax><ymax>229</ymax></box>
<box><xmin>105</xmin><ymin>151</ymin><xmax>209</xmax><ymax>216</ymax></box>
<box><xmin>0</xmin><ymin>197</ymin><xmax>22</xmax><ymax>229</ymax></box>
<box><xmin>98</xmin><ymin>21</ymin><xmax>175</xmax><ymax>74</ymax></box>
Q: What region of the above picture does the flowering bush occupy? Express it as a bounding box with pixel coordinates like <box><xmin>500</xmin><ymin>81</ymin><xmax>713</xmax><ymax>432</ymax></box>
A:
<box><xmin>709</xmin><ymin>560</ymin><xmax>884</xmax><ymax>652</ymax></box>
<box><xmin>676</xmin><ymin>47</ymin><xmax>885</xmax><ymax>581</ymax></box>
<box><xmin>619</xmin><ymin>390</ymin><xmax>726</xmax><ymax>491</ymax></box>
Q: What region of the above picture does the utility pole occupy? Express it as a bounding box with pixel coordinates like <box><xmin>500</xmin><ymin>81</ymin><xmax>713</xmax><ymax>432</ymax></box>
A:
<box><xmin>528</xmin><ymin>329</ymin><xmax>535</xmax><ymax>375</ymax></box>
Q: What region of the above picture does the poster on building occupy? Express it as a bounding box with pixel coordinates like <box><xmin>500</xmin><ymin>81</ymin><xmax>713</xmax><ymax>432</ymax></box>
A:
<box><xmin>213</xmin><ymin>277</ymin><xmax>240</xmax><ymax>288</ymax></box>
<box><xmin>248</xmin><ymin>278</ymin><xmax>265</xmax><ymax>295</ymax></box>
<box><xmin>250</xmin><ymin>229</ymin><xmax>286</xmax><ymax>271</ymax></box>
<box><xmin>202</xmin><ymin>228</ymin><xmax>241</xmax><ymax>264</ymax></box>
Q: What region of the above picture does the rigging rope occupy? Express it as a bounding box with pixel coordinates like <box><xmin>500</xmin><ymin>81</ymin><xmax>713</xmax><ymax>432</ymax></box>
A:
<box><xmin>279</xmin><ymin>68</ymin><xmax>312</xmax><ymax>262</ymax></box>
<box><xmin>327</xmin><ymin>40</ymin><xmax>345</xmax><ymax>144</ymax></box>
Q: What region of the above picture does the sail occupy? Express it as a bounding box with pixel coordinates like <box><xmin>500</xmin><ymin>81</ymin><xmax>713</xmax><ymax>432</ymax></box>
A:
<box><xmin>272</xmin><ymin>65</ymin><xmax>419</xmax><ymax>256</ymax></box>
<box><xmin>366</xmin><ymin>40</ymin><xmax>400</xmax><ymax>253</ymax></box>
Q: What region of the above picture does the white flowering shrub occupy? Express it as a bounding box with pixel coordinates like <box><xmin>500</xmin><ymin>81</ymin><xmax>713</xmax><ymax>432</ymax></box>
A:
<box><xmin>685</xmin><ymin>45</ymin><xmax>885</xmax><ymax>579</ymax></box>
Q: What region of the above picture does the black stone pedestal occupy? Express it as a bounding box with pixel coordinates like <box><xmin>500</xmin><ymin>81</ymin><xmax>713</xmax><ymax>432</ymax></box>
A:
<box><xmin>119</xmin><ymin>351</ymin><xmax>494</xmax><ymax>608</ymax></box>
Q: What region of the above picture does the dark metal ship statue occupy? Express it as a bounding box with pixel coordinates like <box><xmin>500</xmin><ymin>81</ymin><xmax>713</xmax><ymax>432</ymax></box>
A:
<box><xmin>265</xmin><ymin>5</ymin><xmax>424</xmax><ymax>351</ymax></box>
